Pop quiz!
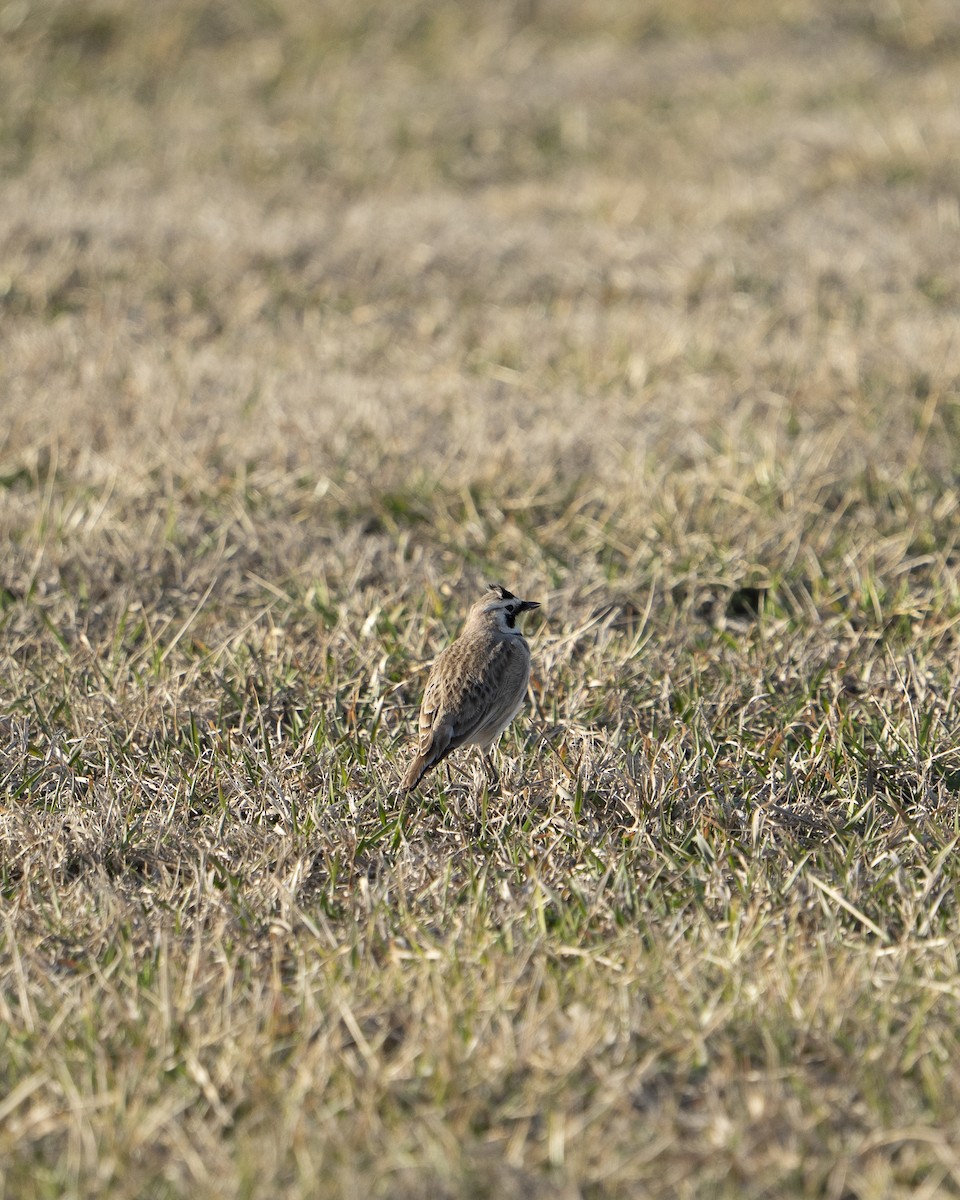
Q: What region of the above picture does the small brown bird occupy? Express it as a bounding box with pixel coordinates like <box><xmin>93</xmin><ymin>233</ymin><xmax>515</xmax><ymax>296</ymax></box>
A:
<box><xmin>402</xmin><ymin>584</ymin><xmax>540</xmax><ymax>791</ymax></box>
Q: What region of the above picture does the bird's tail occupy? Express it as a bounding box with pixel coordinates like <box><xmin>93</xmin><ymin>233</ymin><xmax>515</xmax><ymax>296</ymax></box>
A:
<box><xmin>402</xmin><ymin>752</ymin><xmax>433</xmax><ymax>792</ymax></box>
<box><xmin>403</xmin><ymin>724</ymin><xmax>452</xmax><ymax>791</ymax></box>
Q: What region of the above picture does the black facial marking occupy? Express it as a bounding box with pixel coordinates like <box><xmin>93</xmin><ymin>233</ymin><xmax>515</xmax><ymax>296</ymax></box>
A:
<box><xmin>504</xmin><ymin>606</ymin><xmax>517</xmax><ymax>628</ymax></box>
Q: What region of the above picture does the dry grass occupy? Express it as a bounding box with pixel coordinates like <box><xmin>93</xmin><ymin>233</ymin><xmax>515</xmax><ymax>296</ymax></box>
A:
<box><xmin>3</xmin><ymin>1</ymin><xmax>960</xmax><ymax>1196</ymax></box>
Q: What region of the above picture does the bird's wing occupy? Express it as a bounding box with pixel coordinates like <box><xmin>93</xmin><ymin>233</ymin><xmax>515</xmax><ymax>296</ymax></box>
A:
<box><xmin>416</xmin><ymin>656</ymin><xmax>449</xmax><ymax>754</ymax></box>
<box><xmin>429</xmin><ymin>639</ymin><xmax>528</xmax><ymax>750</ymax></box>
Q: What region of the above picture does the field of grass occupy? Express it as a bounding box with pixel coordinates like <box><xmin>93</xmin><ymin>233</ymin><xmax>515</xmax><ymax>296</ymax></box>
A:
<box><xmin>3</xmin><ymin>1</ymin><xmax>960</xmax><ymax>1195</ymax></box>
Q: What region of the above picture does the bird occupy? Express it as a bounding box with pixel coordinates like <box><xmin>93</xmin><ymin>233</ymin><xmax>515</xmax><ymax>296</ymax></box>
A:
<box><xmin>402</xmin><ymin>583</ymin><xmax>540</xmax><ymax>792</ymax></box>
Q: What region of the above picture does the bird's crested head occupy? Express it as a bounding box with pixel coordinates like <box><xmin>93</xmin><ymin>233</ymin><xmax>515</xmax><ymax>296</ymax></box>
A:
<box><xmin>471</xmin><ymin>583</ymin><xmax>540</xmax><ymax>634</ymax></box>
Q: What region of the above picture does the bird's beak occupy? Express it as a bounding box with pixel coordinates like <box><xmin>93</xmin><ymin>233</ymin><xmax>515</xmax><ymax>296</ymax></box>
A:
<box><xmin>518</xmin><ymin>599</ymin><xmax>540</xmax><ymax>612</ymax></box>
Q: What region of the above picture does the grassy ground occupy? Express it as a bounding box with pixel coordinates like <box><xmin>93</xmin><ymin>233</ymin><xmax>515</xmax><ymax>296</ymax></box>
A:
<box><xmin>3</xmin><ymin>1</ymin><xmax>960</xmax><ymax>1196</ymax></box>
